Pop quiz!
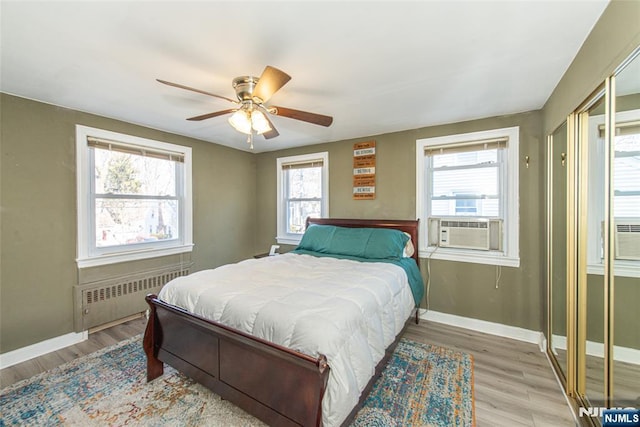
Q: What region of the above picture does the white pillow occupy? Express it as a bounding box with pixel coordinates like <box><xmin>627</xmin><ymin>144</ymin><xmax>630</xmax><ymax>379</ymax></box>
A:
<box><xmin>403</xmin><ymin>232</ymin><xmax>415</xmax><ymax>257</ymax></box>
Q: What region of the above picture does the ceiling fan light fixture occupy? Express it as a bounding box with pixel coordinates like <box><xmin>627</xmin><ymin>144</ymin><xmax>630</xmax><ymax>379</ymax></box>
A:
<box><xmin>158</xmin><ymin>65</ymin><xmax>333</xmax><ymax>148</ymax></box>
<box><xmin>251</xmin><ymin>110</ymin><xmax>272</xmax><ymax>135</ymax></box>
<box><xmin>228</xmin><ymin>109</ymin><xmax>252</xmax><ymax>134</ymax></box>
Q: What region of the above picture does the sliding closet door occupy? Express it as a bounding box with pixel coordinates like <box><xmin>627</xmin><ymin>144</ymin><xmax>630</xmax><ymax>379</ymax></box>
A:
<box><xmin>612</xmin><ymin>52</ymin><xmax>640</xmax><ymax>408</ymax></box>
<box><xmin>577</xmin><ymin>91</ymin><xmax>607</xmax><ymax>407</ymax></box>
<box><xmin>547</xmin><ymin>47</ymin><xmax>640</xmax><ymax>424</ymax></box>
<box><xmin>548</xmin><ymin>122</ymin><xmax>569</xmax><ymax>383</ymax></box>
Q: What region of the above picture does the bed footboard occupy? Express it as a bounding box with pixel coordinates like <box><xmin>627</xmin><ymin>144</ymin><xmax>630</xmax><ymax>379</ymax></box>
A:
<box><xmin>143</xmin><ymin>294</ymin><xmax>330</xmax><ymax>427</ymax></box>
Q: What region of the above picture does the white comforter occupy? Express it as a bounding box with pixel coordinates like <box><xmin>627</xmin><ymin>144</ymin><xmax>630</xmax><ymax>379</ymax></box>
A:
<box><xmin>158</xmin><ymin>253</ymin><xmax>415</xmax><ymax>427</ymax></box>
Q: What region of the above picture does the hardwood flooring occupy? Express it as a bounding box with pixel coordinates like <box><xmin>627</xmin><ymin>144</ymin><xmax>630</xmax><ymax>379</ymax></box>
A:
<box><xmin>405</xmin><ymin>321</ymin><xmax>576</xmax><ymax>426</ymax></box>
<box><xmin>552</xmin><ymin>348</ymin><xmax>639</xmax><ymax>407</ymax></box>
<box><xmin>1</xmin><ymin>316</ymin><xmax>577</xmax><ymax>426</ymax></box>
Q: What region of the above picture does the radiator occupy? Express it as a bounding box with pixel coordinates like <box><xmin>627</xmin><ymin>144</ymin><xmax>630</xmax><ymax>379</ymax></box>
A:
<box><xmin>74</xmin><ymin>263</ymin><xmax>191</xmax><ymax>331</ymax></box>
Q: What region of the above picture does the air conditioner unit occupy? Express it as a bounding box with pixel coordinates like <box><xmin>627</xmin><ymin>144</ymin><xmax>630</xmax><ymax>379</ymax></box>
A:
<box><xmin>614</xmin><ymin>220</ymin><xmax>640</xmax><ymax>261</ymax></box>
<box><xmin>428</xmin><ymin>218</ymin><xmax>503</xmax><ymax>251</ymax></box>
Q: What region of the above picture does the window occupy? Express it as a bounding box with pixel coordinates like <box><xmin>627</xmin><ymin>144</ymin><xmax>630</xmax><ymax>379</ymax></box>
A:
<box><xmin>429</xmin><ymin>145</ymin><xmax>503</xmax><ymax>218</ymax></box>
<box><xmin>76</xmin><ymin>126</ymin><xmax>192</xmax><ymax>267</ymax></box>
<box><xmin>276</xmin><ymin>152</ymin><xmax>329</xmax><ymax>245</ymax></box>
<box><xmin>607</xmin><ymin>115</ymin><xmax>640</xmax><ymax>219</ymax></box>
<box><xmin>587</xmin><ymin>110</ymin><xmax>640</xmax><ymax>277</ymax></box>
<box><xmin>416</xmin><ymin>127</ymin><xmax>520</xmax><ymax>267</ymax></box>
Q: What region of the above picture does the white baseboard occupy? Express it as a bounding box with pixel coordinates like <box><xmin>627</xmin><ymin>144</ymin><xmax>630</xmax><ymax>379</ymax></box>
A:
<box><xmin>551</xmin><ymin>334</ymin><xmax>640</xmax><ymax>366</ymax></box>
<box><xmin>0</xmin><ymin>331</ymin><xmax>88</xmax><ymax>369</ymax></box>
<box><xmin>420</xmin><ymin>309</ymin><xmax>547</xmax><ymax>351</ymax></box>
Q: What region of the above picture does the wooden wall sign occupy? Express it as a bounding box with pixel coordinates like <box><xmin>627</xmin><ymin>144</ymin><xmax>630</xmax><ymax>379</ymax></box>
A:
<box><xmin>353</xmin><ymin>140</ymin><xmax>376</xmax><ymax>199</ymax></box>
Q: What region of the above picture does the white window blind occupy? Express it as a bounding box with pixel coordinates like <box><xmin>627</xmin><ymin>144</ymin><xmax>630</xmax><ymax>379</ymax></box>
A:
<box><xmin>87</xmin><ymin>136</ymin><xmax>185</xmax><ymax>162</ymax></box>
<box><xmin>424</xmin><ymin>137</ymin><xmax>507</xmax><ymax>154</ymax></box>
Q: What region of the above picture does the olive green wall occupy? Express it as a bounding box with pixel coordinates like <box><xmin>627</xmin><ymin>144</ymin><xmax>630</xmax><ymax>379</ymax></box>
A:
<box><xmin>587</xmin><ymin>275</ymin><xmax>640</xmax><ymax>349</ymax></box>
<box><xmin>255</xmin><ymin>111</ymin><xmax>545</xmax><ymax>331</ymax></box>
<box><xmin>0</xmin><ymin>93</ymin><xmax>256</xmax><ymax>353</ymax></box>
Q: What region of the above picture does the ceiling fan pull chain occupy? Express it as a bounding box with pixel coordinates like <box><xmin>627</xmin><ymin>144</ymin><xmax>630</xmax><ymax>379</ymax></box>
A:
<box><xmin>247</xmin><ymin>133</ymin><xmax>254</xmax><ymax>150</ymax></box>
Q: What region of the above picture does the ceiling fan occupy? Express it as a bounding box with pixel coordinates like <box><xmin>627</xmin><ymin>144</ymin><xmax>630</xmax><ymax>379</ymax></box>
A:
<box><xmin>158</xmin><ymin>66</ymin><xmax>333</xmax><ymax>149</ymax></box>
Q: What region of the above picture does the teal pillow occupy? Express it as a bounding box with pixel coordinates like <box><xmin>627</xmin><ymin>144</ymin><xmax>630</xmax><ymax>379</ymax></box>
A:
<box><xmin>296</xmin><ymin>224</ymin><xmax>408</xmax><ymax>260</ymax></box>
<box><xmin>296</xmin><ymin>224</ymin><xmax>336</xmax><ymax>254</ymax></box>
<box><xmin>363</xmin><ymin>228</ymin><xmax>409</xmax><ymax>259</ymax></box>
<box><xmin>330</xmin><ymin>227</ymin><xmax>369</xmax><ymax>258</ymax></box>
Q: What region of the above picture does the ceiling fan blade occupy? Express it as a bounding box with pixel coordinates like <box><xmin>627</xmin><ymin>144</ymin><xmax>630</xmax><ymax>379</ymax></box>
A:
<box><xmin>157</xmin><ymin>79</ymin><xmax>237</xmax><ymax>104</ymax></box>
<box><xmin>261</xmin><ymin>114</ymin><xmax>280</xmax><ymax>139</ymax></box>
<box><xmin>187</xmin><ymin>108</ymin><xmax>236</xmax><ymax>121</ymax></box>
<box><xmin>271</xmin><ymin>106</ymin><xmax>333</xmax><ymax>127</ymax></box>
<box><xmin>252</xmin><ymin>66</ymin><xmax>291</xmax><ymax>103</ymax></box>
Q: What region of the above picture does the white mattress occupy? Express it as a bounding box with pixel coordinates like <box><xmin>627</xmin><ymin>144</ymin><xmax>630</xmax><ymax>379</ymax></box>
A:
<box><xmin>158</xmin><ymin>252</ymin><xmax>415</xmax><ymax>427</ymax></box>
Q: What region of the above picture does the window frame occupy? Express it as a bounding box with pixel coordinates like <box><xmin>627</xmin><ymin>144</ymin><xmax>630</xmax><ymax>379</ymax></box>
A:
<box><xmin>76</xmin><ymin>125</ymin><xmax>193</xmax><ymax>268</ymax></box>
<box><xmin>416</xmin><ymin>126</ymin><xmax>520</xmax><ymax>267</ymax></box>
<box><xmin>586</xmin><ymin>109</ymin><xmax>640</xmax><ymax>278</ymax></box>
<box><xmin>276</xmin><ymin>152</ymin><xmax>329</xmax><ymax>245</ymax></box>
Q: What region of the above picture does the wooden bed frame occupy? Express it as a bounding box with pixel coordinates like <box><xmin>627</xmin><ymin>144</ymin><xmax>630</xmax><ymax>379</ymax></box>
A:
<box><xmin>143</xmin><ymin>218</ymin><xmax>421</xmax><ymax>427</ymax></box>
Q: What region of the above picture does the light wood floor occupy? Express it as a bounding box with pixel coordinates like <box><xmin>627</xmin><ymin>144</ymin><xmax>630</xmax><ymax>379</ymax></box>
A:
<box><xmin>405</xmin><ymin>321</ymin><xmax>576</xmax><ymax>426</ymax></box>
<box><xmin>1</xmin><ymin>317</ymin><xmax>576</xmax><ymax>426</ymax></box>
<box><xmin>553</xmin><ymin>348</ymin><xmax>639</xmax><ymax>407</ymax></box>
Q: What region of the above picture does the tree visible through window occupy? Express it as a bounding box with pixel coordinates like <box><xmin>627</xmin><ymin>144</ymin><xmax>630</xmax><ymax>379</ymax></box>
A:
<box><xmin>276</xmin><ymin>152</ymin><xmax>329</xmax><ymax>245</ymax></box>
<box><xmin>93</xmin><ymin>147</ymin><xmax>179</xmax><ymax>247</ymax></box>
<box><xmin>76</xmin><ymin>125</ymin><xmax>192</xmax><ymax>268</ymax></box>
<box><xmin>284</xmin><ymin>165</ymin><xmax>322</xmax><ymax>234</ymax></box>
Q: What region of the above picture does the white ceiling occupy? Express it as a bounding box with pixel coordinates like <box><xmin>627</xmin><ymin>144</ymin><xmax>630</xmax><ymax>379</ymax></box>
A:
<box><xmin>1</xmin><ymin>1</ymin><xmax>609</xmax><ymax>153</ymax></box>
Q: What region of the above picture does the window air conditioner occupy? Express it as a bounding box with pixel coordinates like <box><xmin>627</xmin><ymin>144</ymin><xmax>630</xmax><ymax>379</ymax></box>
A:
<box><xmin>614</xmin><ymin>220</ymin><xmax>640</xmax><ymax>261</ymax></box>
<box><xmin>428</xmin><ymin>217</ymin><xmax>502</xmax><ymax>251</ymax></box>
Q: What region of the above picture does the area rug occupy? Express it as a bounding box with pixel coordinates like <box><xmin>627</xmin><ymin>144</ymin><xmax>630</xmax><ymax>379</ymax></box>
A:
<box><xmin>0</xmin><ymin>336</ymin><xmax>474</xmax><ymax>426</ymax></box>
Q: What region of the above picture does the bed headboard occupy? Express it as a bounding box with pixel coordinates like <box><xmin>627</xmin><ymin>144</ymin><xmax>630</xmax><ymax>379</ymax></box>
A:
<box><xmin>305</xmin><ymin>218</ymin><xmax>420</xmax><ymax>265</ymax></box>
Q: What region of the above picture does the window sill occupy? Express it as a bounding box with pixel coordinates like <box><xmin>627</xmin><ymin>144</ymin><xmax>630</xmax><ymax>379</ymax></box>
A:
<box><xmin>276</xmin><ymin>236</ymin><xmax>303</xmax><ymax>246</ymax></box>
<box><xmin>418</xmin><ymin>247</ymin><xmax>520</xmax><ymax>267</ymax></box>
<box><xmin>77</xmin><ymin>244</ymin><xmax>194</xmax><ymax>268</ymax></box>
<box><xmin>587</xmin><ymin>262</ymin><xmax>640</xmax><ymax>278</ymax></box>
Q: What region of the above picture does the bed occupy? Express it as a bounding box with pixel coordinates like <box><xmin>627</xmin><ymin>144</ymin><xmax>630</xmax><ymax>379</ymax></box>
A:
<box><xmin>143</xmin><ymin>218</ymin><xmax>423</xmax><ymax>427</ymax></box>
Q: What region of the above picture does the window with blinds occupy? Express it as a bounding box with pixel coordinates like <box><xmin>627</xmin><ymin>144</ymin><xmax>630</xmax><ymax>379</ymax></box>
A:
<box><xmin>587</xmin><ymin>112</ymin><xmax>640</xmax><ymax>268</ymax></box>
<box><xmin>608</xmin><ymin>121</ymin><xmax>640</xmax><ymax>218</ymax></box>
<box><xmin>416</xmin><ymin>126</ymin><xmax>520</xmax><ymax>267</ymax></box>
<box><xmin>76</xmin><ymin>126</ymin><xmax>192</xmax><ymax>267</ymax></box>
<box><xmin>276</xmin><ymin>152</ymin><xmax>329</xmax><ymax>244</ymax></box>
<box><xmin>426</xmin><ymin>138</ymin><xmax>506</xmax><ymax>218</ymax></box>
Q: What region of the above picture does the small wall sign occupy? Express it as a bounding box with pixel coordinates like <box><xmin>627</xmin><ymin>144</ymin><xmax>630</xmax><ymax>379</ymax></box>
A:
<box><xmin>353</xmin><ymin>140</ymin><xmax>376</xmax><ymax>199</ymax></box>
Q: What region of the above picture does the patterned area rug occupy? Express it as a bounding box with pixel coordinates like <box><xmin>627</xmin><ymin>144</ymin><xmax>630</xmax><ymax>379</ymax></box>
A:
<box><xmin>0</xmin><ymin>336</ymin><xmax>474</xmax><ymax>426</ymax></box>
<box><xmin>353</xmin><ymin>340</ymin><xmax>475</xmax><ymax>427</ymax></box>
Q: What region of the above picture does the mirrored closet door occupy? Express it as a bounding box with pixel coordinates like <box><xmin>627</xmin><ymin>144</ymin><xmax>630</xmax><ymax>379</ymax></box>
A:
<box><xmin>579</xmin><ymin>88</ymin><xmax>607</xmax><ymax>409</ymax></box>
<box><xmin>547</xmin><ymin>121</ymin><xmax>568</xmax><ymax>384</ymax></box>
<box><xmin>547</xmin><ymin>47</ymin><xmax>640</xmax><ymax>424</ymax></box>
<box><xmin>611</xmin><ymin>51</ymin><xmax>640</xmax><ymax>409</ymax></box>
